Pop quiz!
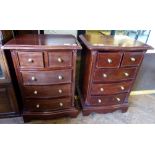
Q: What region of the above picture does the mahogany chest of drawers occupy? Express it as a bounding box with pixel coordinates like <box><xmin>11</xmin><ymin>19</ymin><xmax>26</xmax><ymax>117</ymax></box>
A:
<box><xmin>79</xmin><ymin>33</ymin><xmax>153</xmax><ymax>116</ymax></box>
<box><xmin>3</xmin><ymin>34</ymin><xmax>81</xmax><ymax>122</ymax></box>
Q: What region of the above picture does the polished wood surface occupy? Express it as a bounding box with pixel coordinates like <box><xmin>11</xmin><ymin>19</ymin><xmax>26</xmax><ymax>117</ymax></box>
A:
<box><xmin>97</xmin><ymin>52</ymin><xmax>122</xmax><ymax>68</ymax></box>
<box><xmin>23</xmin><ymin>84</ymin><xmax>71</xmax><ymax>98</ymax></box>
<box><xmin>18</xmin><ymin>52</ymin><xmax>44</xmax><ymax>68</ymax></box>
<box><xmin>78</xmin><ymin>34</ymin><xmax>153</xmax><ymax>115</ymax></box>
<box><xmin>93</xmin><ymin>67</ymin><xmax>137</xmax><ymax>82</ymax></box>
<box><xmin>3</xmin><ymin>34</ymin><xmax>81</xmax><ymax>122</ymax></box>
<box><xmin>88</xmin><ymin>93</ymin><xmax>127</xmax><ymax>106</ymax></box>
<box><xmin>21</xmin><ymin>70</ymin><xmax>72</xmax><ymax>85</ymax></box>
<box><xmin>3</xmin><ymin>34</ymin><xmax>81</xmax><ymax>50</ymax></box>
<box><xmin>79</xmin><ymin>33</ymin><xmax>153</xmax><ymax>51</ymax></box>
<box><xmin>24</xmin><ymin>97</ymin><xmax>72</xmax><ymax>111</ymax></box>
<box><xmin>91</xmin><ymin>81</ymin><xmax>133</xmax><ymax>95</ymax></box>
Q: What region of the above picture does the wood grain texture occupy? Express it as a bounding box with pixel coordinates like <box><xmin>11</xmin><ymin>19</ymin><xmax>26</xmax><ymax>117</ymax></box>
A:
<box><xmin>4</xmin><ymin>34</ymin><xmax>81</xmax><ymax>122</ymax></box>
<box><xmin>78</xmin><ymin>34</ymin><xmax>153</xmax><ymax>115</ymax></box>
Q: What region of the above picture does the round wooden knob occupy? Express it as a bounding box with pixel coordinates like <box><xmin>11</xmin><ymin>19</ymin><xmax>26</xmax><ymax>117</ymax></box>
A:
<box><xmin>31</xmin><ymin>76</ymin><xmax>36</xmax><ymax>81</ymax></box>
<box><xmin>59</xmin><ymin>102</ymin><xmax>63</xmax><ymax>107</ymax></box>
<box><xmin>28</xmin><ymin>58</ymin><xmax>33</xmax><ymax>63</ymax></box>
<box><xmin>107</xmin><ymin>58</ymin><xmax>112</xmax><ymax>64</ymax></box>
<box><xmin>58</xmin><ymin>75</ymin><xmax>63</xmax><ymax>80</ymax></box>
<box><xmin>103</xmin><ymin>73</ymin><xmax>107</xmax><ymax>78</ymax></box>
<box><xmin>130</xmin><ymin>57</ymin><xmax>136</xmax><ymax>62</ymax></box>
<box><xmin>116</xmin><ymin>97</ymin><xmax>121</xmax><ymax>102</ymax></box>
<box><xmin>124</xmin><ymin>72</ymin><xmax>129</xmax><ymax>77</ymax></box>
<box><xmin>120</xmin><ymin>86</ymin><xmax>125</xmax><ymax>90</ymax></box>
<box><xmin>58</xmin><ymin>57</ymin><xmax>63</xmax><ymax>62</ymax></box>
<box><xmin>100</xmin><ymin>88</ymin><xmax>104</xmax><ymax>92</ymax></box>
<box><xmin>36</xmin><ymin>104</ymin><xmax>40</xmax><ymax>108</ymax></box>
<box><xmin>58</xmin><ymin>89</ymin><xmax>63</xmax><ymax>93</ymax></box>
<box><xmin>98</xmin><ymin>99</ymin><xmax>102</xmax><ymax>103</ymax></box>
<box><xmin>34</xmin><ymin>90</ymin><xmax>38</xmax><ymax>95</ymax></box>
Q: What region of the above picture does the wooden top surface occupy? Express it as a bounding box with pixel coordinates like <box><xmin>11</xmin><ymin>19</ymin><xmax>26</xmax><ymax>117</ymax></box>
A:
<box><xmin>79</xmin><ymin>33</ymin><xmax>153</xmax><ymax>51</ymax></box>
<box><xmin>2</xmin><ymin>34</ymin><xmax>82</xmax><ymax>50</ymax></box>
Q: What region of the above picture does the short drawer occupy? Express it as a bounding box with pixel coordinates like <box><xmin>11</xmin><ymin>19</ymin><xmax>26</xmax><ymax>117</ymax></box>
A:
<box><xmin>91</xmin><ymin>81</ymin><xmax>133</xmax><ymax>95</ymax></box>
<box><xmin>121</xmin><ymin>52</ymin><xmax>144</xmax><ymax>67</ymax></box>
<box><xmin>96</xmin><ymin>52</ymin><xmax>122</xmax><ymax>68</ymax></box>
<box><xmin>18</xmin><ymin>52</ymin><xmax>44</xmax><ymax>68</ymax></box>
<box><xmin>48</xmin><ymin>51</ymin><xmax>72</xmax><ymax>68</ymax></box>
<box><xmin>21</xmin><ymin>69</ymin><xmax>72</xmax><ymax>85</ymax></box>
<box><xmin>24</xmin><ymin>98</ymin><xmax>72</xmax><ymax>111</ymax></box>
<box><xmin>93</xmin><ymin>67</ymin><xmax>137</xmax><ymax>82</ymax></box>
<box><xmin>88</xmin><ymin>93</ymin><xmax>127</xmax><ymax>106</ymax></box>
<box><xmin>23</xmin><ymin>84</ymin><xmax>72</xmax><ymax>98</ymax></box>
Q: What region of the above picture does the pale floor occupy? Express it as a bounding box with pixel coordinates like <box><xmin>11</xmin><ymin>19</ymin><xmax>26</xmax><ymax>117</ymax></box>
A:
<box><xmin>0</xmin><ymin>94</ymin><xmax>155</xmax><ymax>124</ymax></box>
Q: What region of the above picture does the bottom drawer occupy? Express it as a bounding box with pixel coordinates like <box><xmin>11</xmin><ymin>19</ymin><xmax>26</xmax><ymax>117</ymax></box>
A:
<box><xmin>24</xmin><ymin>98</ymin><xmax>72</xmax><ymax>111</ymax></box>
<box><xmin>88</xmin><ymin>93</ymin><xmax>127</xmax><ymax>106</ymax></box>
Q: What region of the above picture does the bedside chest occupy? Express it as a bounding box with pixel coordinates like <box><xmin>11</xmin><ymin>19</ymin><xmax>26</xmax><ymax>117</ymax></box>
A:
<box><xmin>79</xmin><ymin>34</ymin><xmax>153</xmax><ymax>116</ymax></box>
<box><xmin>3</xmin><ymin>34</ymin><xmax>81</xmax><ymax>122</ymax></box>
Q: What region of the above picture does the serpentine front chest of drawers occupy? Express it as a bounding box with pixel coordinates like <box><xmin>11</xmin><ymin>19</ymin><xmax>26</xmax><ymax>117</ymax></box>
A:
<box><xmin>3</xmin><ymin>34</ymin><xmax>81</xmax><ymax>122</ymax></box>
<box><xmin>79</xmin><ymin>33</ymin><xmax>153</xmax><ymax>116</ymax></box>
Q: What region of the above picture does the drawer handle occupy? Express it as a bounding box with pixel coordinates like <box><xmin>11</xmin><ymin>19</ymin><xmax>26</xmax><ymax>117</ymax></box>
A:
<box><xmin>120</xmin><ymin>86</ymin><xmax>125</xmax><ymax>90</ymax></box>
<box><xmin>59</xmin><ymin>102</ymin><xmax>63</xmax><ymax>107</ymax></box>
<box><xmin>100</xmin><ymin>88</ymin><xmax>104</xmax><ymax>92</ymax></box>
<box><xmin>34</xmin><ymin>90</ymin><xmax>38</xmax><ymax>95</ymax></box>
<box><xmin>116</xmin><ymin>97</ymin><xmax>121</xmax><ymax>102</ymax></box>
<box><xmin>58</xmin><ymin>57</ymin><xmax>63</xmax><ymax>63</ymax></box>
<box><xmin>107</xmin><ymin>58</ymin><xmax>112</xmax><ymax>64</ymax></box>
<box><xmin>98</xmin><ymin>99</ymin><xmax>102</xmax><ymax>103</ymax></box>
<box><xmin>31</xmin><ymin>76</ymin><xmax>36</xmax><ymax>81</ymax></box>
<box><xmin>130</xmin><ymin>57</ymin><xmax>136</xmax><ymax>62</ymax></box>
<box><xmin>58</xmin><ymin>89</ymin><xmax>63</xmax><ymax>94</ymax></box>
<box><xmin>124</xmin><ymin>72</ymin><xmax>129</xmax><ymax>77</ymax></box>
<box><xmin>36</xmin><ymin>104</ymin><xmax>40</xmax><ymax>108</ymax></box>
<box><xmin>102</xmin><ymin>73</ymin><xmax>107</xmax><ymax>78</ymax></box>
<box><xmin>28</xmin><ymin>58</ymin><xmax>33</xmax><ymax>63</ymax></box>
<box><xmin>58</xmin><ymin>75</ymin><xmax>63</xmax><ymax>80</ymax></box>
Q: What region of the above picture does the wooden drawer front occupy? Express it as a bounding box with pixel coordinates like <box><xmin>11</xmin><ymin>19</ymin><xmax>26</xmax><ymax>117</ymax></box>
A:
<box><xmin>48</xmin><ymin>51</ymin><xmax>72</xmax><ymax>68</ymax></box>
<box><xmin>24</xmin><ymin>98</ymin><xmax>71</xmax><ymax>111</ymax></box>
<box><xmin>23</xmin><ymin>84</ymin><xmax>71</xmax><ymax>98</ymax></box>
<box><xmin>18</xmin><ymin>52</ymin><xmax>44</xmax><ymax>68</ymax></box>
<box><xmin>21</xmin><ymin>70</ymin><xmax>72</xmax><ymax>85</ymax></box>
<box><xmin>96</xmin><ymin>53</ymin><xmax>122</xmax><ymax>68</ymax></box>
<box><xmin>121</xmin><ymin>52</ymin><xmax>144</xmax><ymax>67</ymax></box>
<box><xmin>91</xmin><ymin>81</ymin><xmax>133</xmax><ymax>95</ymax></box>
<box><xmin>88</xmin><ymin>94</ymin><xmax>127</xmax><ymax>106</ymax></box>
<box><xmin>93</xmin><ymin>67</ymin><xmax>137</xmax><ymax>82</ymax></box>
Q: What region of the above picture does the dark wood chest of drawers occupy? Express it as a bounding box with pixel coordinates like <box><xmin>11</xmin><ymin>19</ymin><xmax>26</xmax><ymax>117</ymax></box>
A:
<box><xmin>79</xmin><ymin>33</ymin><xmax>153</xmax><ymax>115</ymax></box>
<box><xmin>3</xmin><ymin>34</ymin><xmax>81</xmax><ymax>122</ymax></box>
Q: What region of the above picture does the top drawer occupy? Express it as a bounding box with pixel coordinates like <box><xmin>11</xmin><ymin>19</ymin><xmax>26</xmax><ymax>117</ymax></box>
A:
<box><xmin>48</xmin><ymin>51</ymin><xmax>72</xmax><ymax>68</ymax></box>
<box><xmin>96</xmin><ymin>52</ymin><xmax>122</xmax><ymax>68</ymax></box>
<box><xmin>121</xmin><ymin>52</ymin><xmax>144</xmax><ymax>67</ymax></box>
<box><xmin>18</xmin><ymin>52</ymin><xmax>44</xmax><ymax>68</ymax></box>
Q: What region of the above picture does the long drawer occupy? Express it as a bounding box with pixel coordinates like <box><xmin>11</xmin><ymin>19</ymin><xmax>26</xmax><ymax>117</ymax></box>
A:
<box><xmin>23</xmin><ymin>84</ymin><xmax>72</xmax><ymax>98</ymax></box>
<box><xmin>91</xmin><ymin>81</ymin><xmax>133</xmax><ymax>95</ymax></box>
<box><xmin>21</xmin><ymin>69</ymin><xmax>72</xmax><ymax>85</ymax></box>
<box><xmin>87</xmin><ymin>93</ymin><xmax>127</xmax><ymax>106</ymax></box>
<box><xmin>24</xmin><ymin>97</ymin><xmax>72</xmax><ymax>111</ymax></box>
<box><xmin>93</xmin><ymin>67</ymin><xmax>137</xmax><ymax>82</ymax></box>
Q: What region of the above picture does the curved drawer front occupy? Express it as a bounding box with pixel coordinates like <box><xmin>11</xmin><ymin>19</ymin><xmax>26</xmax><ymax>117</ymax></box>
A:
<box><xmin>88</xmin><ymin>93</ymin><xmax>127</xmax><ymax>106</ymax></box>
<box><xmin>18</xmin><ymin>52</ymin><xmax>44</xmax><ymax>68</ymax></box>
<box><xmin>21</xmin><ymin>69</ymin><xmax>72</xmax><ymax>85</ymax></box>
<box><xmin>48</xmin><ymin>51</ymin><xmax>72</xmax><ymax>68</ymax></box>
<box><xmin>121</xmin><ymin>52</ymin><xmax>144</xmax><ymax>67</ymax></box>
<box><xmin>91</xmin><ymin>81</ymin><xmax>133</xmax><ymax>95</ymax></box>
<box><xmin>24</xmin><ymin>97</ymin><xmax>71</xmax><ymax>111</ymax></box>
<box><xmin>96</xmin><ymin>52</ymin><xmax>122</xmax><ymax>68</ymax></box>
<box><xmin>23</xmin><ymin>84</ymin><xmax>71</xmax><ymax>98</ymax></box>
<box><xmin>93</xmin><ymin>67</ymin><xmax>137</xmax><ymax>82</ymax></box>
